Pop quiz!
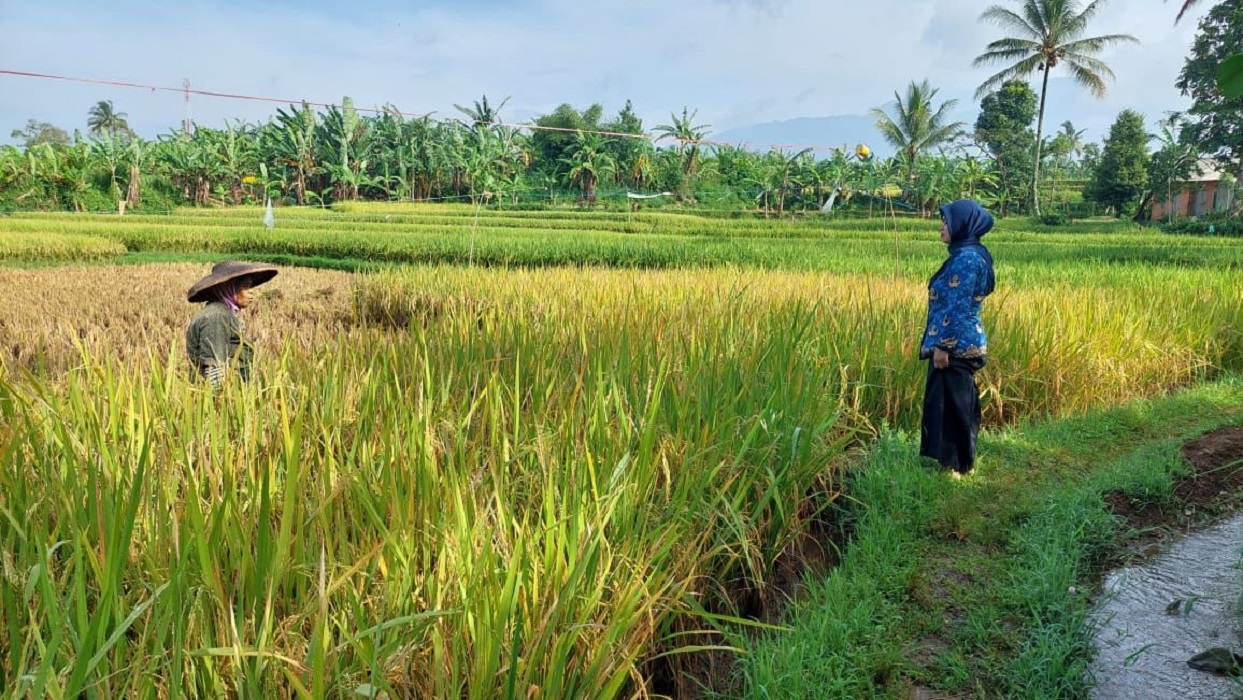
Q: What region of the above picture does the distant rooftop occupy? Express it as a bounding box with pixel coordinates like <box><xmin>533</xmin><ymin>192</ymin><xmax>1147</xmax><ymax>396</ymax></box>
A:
<box><xmin>1184</xmin><ymin>159</ymin><xmax>1231</xmax><ymax>183</ymax></box>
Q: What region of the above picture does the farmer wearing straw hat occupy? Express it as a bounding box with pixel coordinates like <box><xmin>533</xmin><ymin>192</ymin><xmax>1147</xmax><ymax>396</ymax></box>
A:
<box><xmin>185</xmin><ymin>261</ymin><xmax>278</xmax><ymax>386</ymax></box>
<box><xmin>919</xmin><ymin>200</ymin><xmax>996</xmax><ymax>479</ymax></box>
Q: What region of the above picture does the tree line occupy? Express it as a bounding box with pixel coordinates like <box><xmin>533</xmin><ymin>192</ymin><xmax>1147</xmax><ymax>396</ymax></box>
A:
<box><xmin>2</xmin><ymin>0</ymin><xmax>1239</xmax><ymax>220</ymax></box>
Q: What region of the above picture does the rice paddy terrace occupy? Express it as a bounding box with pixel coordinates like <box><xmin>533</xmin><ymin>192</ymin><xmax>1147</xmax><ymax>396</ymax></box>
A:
<box><xmin>2</xmin><ymin>204</ymin><xmax>1243</xmax><ymax>697</ymax></box>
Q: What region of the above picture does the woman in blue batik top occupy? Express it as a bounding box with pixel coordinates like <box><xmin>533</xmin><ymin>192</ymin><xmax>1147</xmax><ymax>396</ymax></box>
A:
<box><xmin>919</xmin><ymin>199</ymin><xmax>996</xmax><ymax>477</ymax></box>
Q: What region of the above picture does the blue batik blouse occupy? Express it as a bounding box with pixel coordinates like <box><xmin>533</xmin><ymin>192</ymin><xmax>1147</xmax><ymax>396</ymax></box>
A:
<box><xmin>920</xmin><ymin>199</ymin><xmax>996</xmax><ymax>360</ymax></box>
<box><xmin>919</xmin><ymin>248</ymin><xmax>991</xmax><ymax>359</ymax></box>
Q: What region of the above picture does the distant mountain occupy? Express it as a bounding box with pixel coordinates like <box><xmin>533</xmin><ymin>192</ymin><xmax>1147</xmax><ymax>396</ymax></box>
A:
<box><xmin>712</xmin><ymin>115</ymin><xmax>887</xmax><ymax>158</ymax></box>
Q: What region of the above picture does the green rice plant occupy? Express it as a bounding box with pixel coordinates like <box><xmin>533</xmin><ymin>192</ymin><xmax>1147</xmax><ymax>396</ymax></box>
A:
<box><xmin>356</xmin><ymin>265</ymin><xmax>1243</xmax><ymax>428</ymax></box>
<box><xmin>8</xmin><ymin>213</ymin><xmax>1243</xmax><ymax>275</ymax></box>
<box><xmin>1</xmin><ymin>268</ymin><xmax>859</xmax><ymax>697</ymax></box>
<box><xmin>4</xmin><ymin>206</ymin><xmax>1243</xmax><ymax>696</ymax></box>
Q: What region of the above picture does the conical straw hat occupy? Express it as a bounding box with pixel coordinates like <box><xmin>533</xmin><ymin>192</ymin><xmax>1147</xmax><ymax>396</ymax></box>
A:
<box><xmin>187</xmin><ymin>261</ymin><xmax>279</xmax><ymax>303</ymax></box>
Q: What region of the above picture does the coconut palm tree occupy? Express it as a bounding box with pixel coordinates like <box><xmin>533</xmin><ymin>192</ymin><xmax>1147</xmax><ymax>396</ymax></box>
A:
<box><xmin>973</xmin><ymin>0</ymin><xmax>1138</xmax><ymax>216</ymax></box>
<box><xmin>654</xmin><ymin>108</ymin><xmax>711</xmax><ymax>197</ymax></box>
<box><xmin>869</xmin><ymin>80</ymin><xmax>966</xmax><ymax>190</ymax></box>
<box><xmin>1059</xmin><ymin>120</ymin><xmax>1087</xmax><ymax>160</ymax></box>
<box><xmin>1176</xmin><ymin>0</ymin><xmax>1201</xmax><ymax>21</ymax></box>
<box><xmin>87</xmin><ymin>100</ymin><xmax>132</xmax><ymax>140</ymax></box>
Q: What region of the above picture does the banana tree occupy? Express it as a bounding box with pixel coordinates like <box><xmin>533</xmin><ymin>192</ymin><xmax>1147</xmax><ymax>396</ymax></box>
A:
<box><xmin>27</xmin><ymin>141</ymin><xmax>92</xmax><ymax>210</ymax></box>
<box><xmin>318</xmin><ymin>97</ymin><xmax>374</xmax><ymax>201</ymax></box>
<box><xmin>265</xmin><ymin>102</ymin><xmax>319</xmax><ymax>205</ymax></box>
<box><xmin>0</xmin><ymin>146</ymin><xmax>23</xmax><ymax>194</ymax></box>
<box><xmin>561</xmin><ymin>130</ymin><xmax>616</xmax><ymax>201</ymax></box>
<box><xmin>90</xmin><ymin>133</ymin><xmax>127</xmax><ymax>201</ymax></box>
<box><xmin>124</xmin><ymin>137</ymin><xmax>152</xmax><ymax>208</ymax></box>
<box><xmin>213</xmin><ymin>121</ymin><xmax>257</xmax><ymax>204</ymax></box>
<box><xmin>766</xmin><ymin>148</ymin><xmax>814</xmax><ymax>217</ymax></box>
<box><xmin>155</xmin><ymin>131</ymin><xmax>216</xmax><ymax>205</ymax></box>
<box><xmin>958</xmin><ymin>157</ymin><xmax>998</xmax><ymax>199</ymax></box>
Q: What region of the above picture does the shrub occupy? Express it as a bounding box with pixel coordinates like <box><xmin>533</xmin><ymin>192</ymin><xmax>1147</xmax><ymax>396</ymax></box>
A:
<box><xmin>1160</xmin><ymin>212</ymin><xmax>1243</xmax><ymax>236</ymax></box>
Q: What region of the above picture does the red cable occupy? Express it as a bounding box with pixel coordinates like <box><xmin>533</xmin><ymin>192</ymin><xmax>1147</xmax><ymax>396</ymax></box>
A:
<box><xmin>1</xmin><ymin>68</ymin><xmax>847</xmax><ymax>153</ymax></box>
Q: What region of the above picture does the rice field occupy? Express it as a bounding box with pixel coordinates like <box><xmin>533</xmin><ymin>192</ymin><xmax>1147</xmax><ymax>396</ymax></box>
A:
<box><xmin>2</xmin><ymin>206</ymin><xmax>1243</xmax><ymax>697</ymax></box>
<box><xmin>5</xmin><ymin>204</ymin><xmax>1243</xmax><ymax>272</ymax></box>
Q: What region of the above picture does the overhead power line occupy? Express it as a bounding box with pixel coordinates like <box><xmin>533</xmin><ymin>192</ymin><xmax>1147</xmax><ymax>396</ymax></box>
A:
<box><xmin>0</xmin><ymin>68</ymin><xmax>848</xmax><ymax>154</ymax></box>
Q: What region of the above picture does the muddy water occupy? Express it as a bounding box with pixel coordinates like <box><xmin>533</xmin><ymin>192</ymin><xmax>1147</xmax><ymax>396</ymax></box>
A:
<box><xmin>1091</xmin><ymin>514</ymin><xmax>1243</xmax><ymax>698</ymax></box>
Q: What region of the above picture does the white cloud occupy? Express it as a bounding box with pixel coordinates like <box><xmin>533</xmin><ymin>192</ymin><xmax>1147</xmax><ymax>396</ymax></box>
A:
<box><xmin>0</xmin><ymin>0</ymin><xmax>1215</xmax><ymax>146</ymax></box>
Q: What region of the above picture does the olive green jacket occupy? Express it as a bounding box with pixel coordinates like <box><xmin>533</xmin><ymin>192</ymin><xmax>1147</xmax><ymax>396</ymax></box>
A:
<box><xmin>185</xmin><ymin>302</ymin><xmax>253</xmax><ymax>384</ymax></box>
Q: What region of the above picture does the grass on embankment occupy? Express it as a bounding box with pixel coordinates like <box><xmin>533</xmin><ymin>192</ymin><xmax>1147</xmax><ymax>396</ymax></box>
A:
<box><xmin>737</xmin><ymin>377</ymin><xmax>1243</xmax><ymax>698</ymax></box>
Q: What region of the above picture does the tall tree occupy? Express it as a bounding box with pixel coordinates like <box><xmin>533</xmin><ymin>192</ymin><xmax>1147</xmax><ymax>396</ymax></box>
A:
<box><xmin>10</xmin><ymin>120</ymin><xmax>70</xmax><ymax>149</ymax></box>
<box><xmin>1085</xmin><ymin>109</ymin><xmax>1149</xmax><ymax>215</ymax></box>
<box><xmin>654</xmin><ymin>107</ymin><xmax>711</xmax><ymax>196</ymax></box>
<box><xmin>870</xmin><ymin>79</ymin><xmax>965</xmax><ymax>188</ymax></box>
<box><xmin>1058</xmin><ymin>120</ymin><xmax>1087</xmax><ymax>160</ymax></box>
<box><xmin>530</xmin><ymin>103</ymin><xmax>605</xmax><ymax>181</ymax></box>
<box><xmin>602</xmin><ymin>100</ymin><xmax>651</xmax><ymax>188</ymax></box>
<box><xmin>973</xmin><ymin>0</ymin><xmax>1138</xmax><ymax>215</ymax></box>
<box><xmin>1176</xmin><ymin>0</ymin><xmax>1243</xmax><ymax>184</ymax></box>
<box><xmin>87</xmin><ymin>100</ymin><xmax>132</xmax><ymax>140</ymax></box>
<box><xmin>975</xmin><ymin>80</ymin><xmax>1038</xmax><ymax>215</ymax></box>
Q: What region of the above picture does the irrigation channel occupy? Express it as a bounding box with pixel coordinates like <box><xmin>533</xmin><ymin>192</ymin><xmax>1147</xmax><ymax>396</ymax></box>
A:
<box><xmin>1091</xmin><ymin>427</ymin><xmax>1243</xmax><ymax>698</ymax></box>
<box><xmin>1091</xmin><ymin>512</ymin><xmax>1243</xmax><ymax>698</ymax></box>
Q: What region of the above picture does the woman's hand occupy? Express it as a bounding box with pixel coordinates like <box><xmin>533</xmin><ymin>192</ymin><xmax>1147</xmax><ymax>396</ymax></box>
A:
<box><xmin>933</xmin><ymin>348</ymin><xmax>950</xmax><ymax>369</ymax></box>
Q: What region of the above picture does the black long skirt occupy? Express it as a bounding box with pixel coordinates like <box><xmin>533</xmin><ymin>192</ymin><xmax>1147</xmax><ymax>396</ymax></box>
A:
<box><xmin>920</xmin><ymin>356</ymin><xmax>986</xmax><ymax>473</ymax></box>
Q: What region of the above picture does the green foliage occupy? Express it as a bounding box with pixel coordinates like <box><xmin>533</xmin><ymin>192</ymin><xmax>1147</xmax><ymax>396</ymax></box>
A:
<box><xmin>1219</xmin><ymin>53</ymin><xmax>1243</xmax><ymax>97</ymax></box>
<box><xmin>1086</xmin><ymin>110</ymin><xmax>1150</xmax><ymax>216</ymax></box>
<box><xmin>973</xmin><ymin>0</ymin><xmax>1138</xmax><ymax>216</ymax></box>
<box><xmin>975</xmin><ymin>81</ymin><xmax>1038</xmax><ymax>216</ymax></box>
<box><xmin>976</xmin><ymin>81</ymin><xmax>1037</xmax><ymax>135</ymax></box>
<box><xmin>529</xmin><ymin>103</ymin><xmax>606</xmax><ymax>178</ymax></box>
<box><xmin>870</xmin><ymin>80</ymin><xmax>965</xmax><ymax>187</ymax></box>
<box><xmin>86</xmin><ymin>99</ymin><xmax>133</xmax><ymax>141</ymax></box>
<box><xmin>1161</xmin><ymin>211</ymin><xmax>1243</xmax><ymax>236</ymax></box>
<box><xmin>740</xmin><ymin>379</ymin><xmax>1243</xmax><ymax>698</ymax></box>
<box><xmin>9</xmin><ymin>119</ymin><xmax>71</xmax><ymax>149</ymax></box>
<box><xmin>653</xmin><ymin>107</ymin><xmax>712</xmax><ymax>198</ymax></box>
<box><xmin>1177</xmin><ymin>0</ymin><xmax>1243</xmax><ymax>179</ymax></box>
<box><xmin>1142</xmin><ymin>116</ymin><xmax>1199</xmax><ymax>222</ymax></box>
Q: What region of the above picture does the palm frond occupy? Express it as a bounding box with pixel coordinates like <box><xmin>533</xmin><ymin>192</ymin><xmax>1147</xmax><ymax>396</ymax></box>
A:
<box><xmin>979</xmin><ymin>5</ymin><xmax>1039</xmax><ymax>37</ymax></box>
<box><xmin>929</xmin><ymin>99</ymin><xmax>960</xmax><ymax>126</ymax></box>
<box><xmin>1064</xmin><ymin>60</ymin><xmax>1109</xmax><ymax>98</ymax></box>
<box><xmin>923</xmin><ymin>122</ymin><xmax>968</xmax><ymax>149</ymax></box>
<box><xmin>975</xmin><ymin>55</ymin><xmax>1044</xmax><ymax>99</ymax></box>
<box><xmin>1058</xmin><ymin>32</ymin><xmax>1139</xmax><ymax>55</ymax></box>
<box><xmin>1074</xmin><ymin>0</ymin><xmax>1106</xmax><ymax>27</ymax></box>
<box><xmin>1061</xmin><ymin>51</ymin><xmax>1116</xmax><ymax>80</ymax></box>
<box><xmin>1025</xmin><ymin>0</ymin><xmax>1057</xmax><ymax>38</ymax></box>
<box><xmin>1176</xmin><ymin>0</ymin><xmax>1201</xmax><ymax>22</ymax></box>
<box><xmin>870</xmin><ymin>110</ymin><xmax>906</xmax><ymax>150</ymax></box>
<box><xmin>973</xmin><ymin>45</ymin><xmax>1041</xmax><ymax>68</ymax></box>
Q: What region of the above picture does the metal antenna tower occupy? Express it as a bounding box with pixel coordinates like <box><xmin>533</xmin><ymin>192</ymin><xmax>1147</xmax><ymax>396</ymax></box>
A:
<box><xmin>182</xmin><ymin>79</ymin><xmax>194</xmax><ymax>135</ymax></box>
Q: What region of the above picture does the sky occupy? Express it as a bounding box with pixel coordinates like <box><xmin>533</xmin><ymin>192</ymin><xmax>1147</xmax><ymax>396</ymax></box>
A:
<box><xmin>0</xmin><ymin>0</ymin><xmax>1214</xmax><ymax>149</ymax></box>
